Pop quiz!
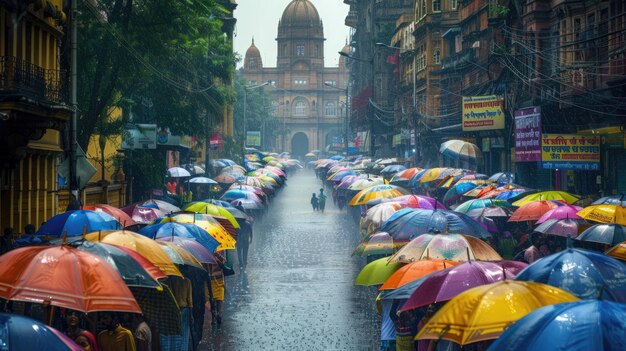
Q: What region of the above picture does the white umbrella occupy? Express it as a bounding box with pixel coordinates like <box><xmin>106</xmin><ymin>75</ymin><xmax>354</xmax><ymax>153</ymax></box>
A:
<box><xmin>188</xmin><ymin>177</ymin><xmax>217</xmax><ymax>184</ymax></box>
<box><xmin>167</xmin><ymin>167</ymin><xmax>191</xmax><ymax>178</ymax></box>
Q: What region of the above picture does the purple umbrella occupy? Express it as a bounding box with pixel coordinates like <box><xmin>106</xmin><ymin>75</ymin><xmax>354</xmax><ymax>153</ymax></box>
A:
<box><xmin>399</xmin><ymin>260</ymin><xmax>527</xmax><ymax>312</ymax></box>
<box><xmin>157</xmin><ymin>236</ymin><xmax>217</xmax><ymax>264</ymax></box>
<box><xmin>466</xmin><ymin>206</ymin><xmax>514</xmax><ymax>233</ymax></box>
<box><xmin>536</xmin><ymin>204</ymin><xmax>583</xmax><ymax>224</ymax></box>
<box><xmin>534</xmin><ymin>218</ymin><xmax>590</xmax><ymax>238</ymax></box>
<box><xmin>391</xmin><ymin>195</ymin><xmax>446</xmax><ymax>209</ymax></box>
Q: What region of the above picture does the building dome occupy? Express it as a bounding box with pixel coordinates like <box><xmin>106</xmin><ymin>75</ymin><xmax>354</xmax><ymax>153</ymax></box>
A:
<box><xmin>280</xmin><ymin>0</ymin><xmax>321</xmax><ymax>27</ymax></box>
<box><xmin>244</xmin><ymin>38</ymin><xmax>262</xmax><ymax>70</ymax></box>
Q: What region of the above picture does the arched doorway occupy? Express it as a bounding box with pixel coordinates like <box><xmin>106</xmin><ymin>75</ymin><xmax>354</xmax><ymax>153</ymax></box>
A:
<box><xmin>291</xmin><ymin>132</ymin><xmax>309</xmax><ymax>159</ymax></box>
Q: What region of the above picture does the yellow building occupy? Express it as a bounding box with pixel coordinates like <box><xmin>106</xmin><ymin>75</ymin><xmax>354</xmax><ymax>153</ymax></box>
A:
<box><xmin>0</xmin><ymin>1</ymin><xmax>71</xmax><ymax>233</ymax></box>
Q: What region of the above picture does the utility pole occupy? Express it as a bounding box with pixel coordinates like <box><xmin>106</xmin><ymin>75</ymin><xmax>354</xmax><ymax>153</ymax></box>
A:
<box><xmin>70</xmin><ymin>0</ymin><xmax>79</xmax><ymax>199</ymax></box>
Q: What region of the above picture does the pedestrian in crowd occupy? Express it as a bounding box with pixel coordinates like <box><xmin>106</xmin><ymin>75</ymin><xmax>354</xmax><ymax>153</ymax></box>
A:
<box><xmin>206</xmin><ymin>252</ymin><xmax>226</xmax><ymax>326</ymax></box>
<box><xmin>0</xmin><ymin>227</ymin><xmax>15</xmax><ymax>254</ymax></box>
<box><xmin>16</xmin><ymin>223</ymin><xmax>42</xmax><ymax>247</ymax></box>
<box><xmin>310</xmin><ymin>193</ymin><xmax>319</xmax><ymax>211</ymax></box>
<box><xmin>64</xmin><ymin>310</ymin><xmax>85</xmax><ymax>341</ymax></box>
<box><xmin>498</xmin><ymin>231</ymin><xmax>517</xmax><ymax>260</ymax></box>
<box><xmin>237</xmin><ymin>215</ymin><xmax>253</xmax><ymax>272</ymax></box>
<box><xmin>162</xmin><ymin>276</ymin><xmax>192</xmax><ymax>351</ymax></box>
<box><xmin>130</xmin><ymin>314</ymin><xmax>152</xmax><ymax>351</ymax></box>
<box><xmin>97</xmin><ymin>312</ymin><xmax>136</xmax><ymax>351</ymax></box>
<box><xmin>318</xmin><ymin>188</ymin><xmax>327</xmax><ymax>213</ymax></box>
<box><xmin>75</xmin><ymin>330</ymin><xmax>99</xmax><ymax>351</ymax></box>
<box><xmin>66</xmin><ymin>193</ymin><xmax>82</xmax><ymax>211</ymax></box>
<box><xmin>166</xmin><ymin>178</ymin><xmax>177</xmax><ymax>195</ymax></box>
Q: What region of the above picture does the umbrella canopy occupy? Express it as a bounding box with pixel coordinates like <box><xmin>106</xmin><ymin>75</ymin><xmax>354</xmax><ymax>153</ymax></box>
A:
<box><xmin>440</xmin><ymin>139</ymin><xmax>481</xmax><ymax>162</ymax></box>
<box><xmin>578</xmin><ymin>204</ymin><xmax>626</xmax><ymax>225</ymax></box>
<box><xmin>488</xmin><ymin>172</ymin><xmax>515</xmax><ymax>183</ymax></box>
<box><xmin>380</xmin><ymin>259</ymin><xmax>460</xmax><ymax>290</ymax></box>
<box><xmin>82</xmin><ymin>204</ymin><xmax>137</xmax><ymax>227</ymax></box>
<box><xmin>381</xmin><ymin>208</ymin><xmax>491</xmax><ymax>241</ymax></box>
<box><xmin>466</xmin><ymin>206</ymin><xmax>514</xmax><ymax>233</ymax></box>
<box><xmin>347</xmin><ymin>178</ymin><xmax>385</xmax><ymax>191</ymax></box>
<box><xmin>493</xmin><ymin>189</ymin><xmax>529</xmax><ymax>200</ymax></box>
<box><xmin>509</xmin><ymin>200</ymin><xmax>564</xmax><ymax>222</ymax></box>
<box><xmin>387</xmin><ymin>233</ymin><xmax>502</xmax><ymax>263</ymax></box>
<box><xmin>392</xmin><ymin>195</ymin><xmax>446</xmax><ymax>210</ymax></box>
<box><xmin>167</xmin><ymin>167</ymin><xmax>191</xmax><ymax>178</ymax></box>
<box><xmin>36</xmin><ymin>210</ymin><xmax>121</xmax><ymax>237</ymax></box>
<box><xmin>400</xmin><ymin>260</ymin><xmax>527</xmax><ymax>312</ymax></box>
<box><xmin>141</xmin><ymin>199</ymin><xmax>181</xmax><ymax>213</ymax></box>
<box><xmin>213</xmin><ymin>174</ymin><xmax>237</xmax><ymax>184</ymax></box>
<box><xmin>221</xmin><ymin>189</ymin><xmax>263</xmax><ymax>202</ymax></box>
<box><xmin>443</xmin><ymin>182</ymin><xmax>479</xmax><ymax>205</ymax></box>
<box><xmin>576</xmin><ymin>224</ymin><xmax>626</xmax><ymax>246</ymax></box>
<box><xmin>512</xmin><ymin>191</ymin><xmax>580</xmax><ymax>206</ymax></box>
<box><xmin>380</xmin><ymin>165</ymin><xmax>407</xmax><ymax>175</ymax></box>
<box><xmin>158</xmin><ymin>242</ymin><xmax>204</xmax><ymax>270</ymax></box>
<box><xmin>534</xmin><ymin>218</ymin><xmax>589</xmax><ymax>238</ymax></box>
<box><xmin>454</xmin><ymin>198</ymin><xmax>513</xmax><ymax>214</ymax></box>
<box><xmin>363</xmin><ymin>202</ymin><xmax>404</xmax><ymax>235</ymax></box>
<box><xmin>85</xmin><ymin>230</ymin><xmax>182</xmax><ymax>277</ymax></box>
<box><xmin>327</xmin><ymin>169</ymin><xmax>358</xmax><ymax>182</ymax></box>
<box><xmin>487</xmin><ymin>300</ymin><xmax>626</xmax><ymax>351</ymax></box>
<box><xmin>354</xmin><ymin>258</ymin><xmax>404</xmax><ymax>286</ymax></box>
<box><xmin>188</xmin><ymin>176</ymin><xmax>217</xmax><ymax>184</ymax></box>
<box><xmin>418</xmin><ymin>168</ymin><xmax>461</xmax><ymax>184</ymax></box>
<box><xmin>536</xmin><ymin>204</ymin><xmax>583</xmax><ymax>224</ymax></box>
<box><xmin>185</xmin><ymin>202</ymin><xmax>240</xmax><ymax>228</ymax></box>
<box><xmin>592</xmin><ymin>194</ymin><xmax>626</xmax><ymax>206</ymax></box>
<box><xmin>394</xmin><ymin>167</ymin><xmax>424</xmax><ymax>180</ymax></box>
<box><xmin>128</xmin><ymin>206</ymin><xmax>166</xmax><ymax>225</ymax></box>
<box><xmin>0</xmin><ymin>245</ymin><xmax>142</xmax><ymax>313</ymax></box>
<box><xmin>415</xmin><ymin>281</ymin><xmax>579</xmax><ymax>345</ymax></box>
<box><xmin>516</xmin><ymin>248</ymin><xmax>626</xmax><ymax>301</ymax></box>
<box><xmin>158</xmin><ymin>236</ymin><xmax>216</xmax><ymax>264</ymax></box>
<box><xmin>353</xmin><ymin>232</ymin><xmax>395</xmax><ymax>257</ymax></box>
<box><xmin>139</xmin><ymin>222</ymin><xmax>220</xmax><ymax>253</ymax></box>
<box><xmin>606</xmin><ymin>242</ymin><xmax>626</xmax><ymax>261</ymax></box>
<box><xmin>0</xmin><ymin>313</ymin><xmax>83</xmax><ymax>351</ymax></box>
<box><xmin>231</xmin><ymin>198</ymin><xmax>265</xmax><ymax>210</ymax></box>
<box><xmin>155</xmin><ymin>212</ymin><xmax>237</xmax><ymax>250</ymax></box>
<box><xmin>349</xmin><ymin>185</ymin><xmax>410</xmax><ymax>206</ymax></box>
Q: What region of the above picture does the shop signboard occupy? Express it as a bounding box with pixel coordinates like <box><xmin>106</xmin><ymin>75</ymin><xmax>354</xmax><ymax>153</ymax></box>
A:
<box><xmin>122</xmin><ymin>123</ymin><xmax>157</xmax><ymax>150</ymax></box>
<box><xmin>541</xmin><ymin>134</ymin><xmax>600</xmax><ymax>170</ymax></box>
<box><xmin>392</xmin><ymin>134</ymin><xmax>402</xmax><ymax>147</ymax></box>
<box><xmin>462</xmin><ymin>95</ymin><xmax>504</xmax><ymax>131</ymax></box>
<box><xmin>246</xmin><ymin>131</ymin><xmax>261</xmax><ymax>147</ymax></box>
<box><xmin>514</xmin><ymin>107</ymin><xmax>542</xmax><ymax>162</ymax></box>
<box><xmin>601</xmin><ymin>132</ymin><xmax>625</xmax><ymax>149</ymax></box>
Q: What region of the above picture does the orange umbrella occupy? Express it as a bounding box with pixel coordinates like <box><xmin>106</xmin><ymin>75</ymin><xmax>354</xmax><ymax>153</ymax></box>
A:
<box><xmin>380</xmin><ymin>259</ymin><xmax>460</xmax><ymax>290</ymax></box>
<box><xmin>83</xmin><ymin>204</ymin><xmax>137</xmax><ymax>227</ymax></box>
<box><xmin>0</xmin><ymin>245</ymin><xmax>141</xmax><ymax>313</ymax></box>
<box><xmin>509</xmin><ymin>200</ymin><xmax>563</xmax><ymax>222</ymax></box>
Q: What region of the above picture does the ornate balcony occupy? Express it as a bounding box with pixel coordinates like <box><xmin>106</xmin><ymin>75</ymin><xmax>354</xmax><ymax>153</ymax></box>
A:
<box><xmin>0</xmin><ymin>56</ymin><xmax>69</xmax><ymax>105</ymax></box>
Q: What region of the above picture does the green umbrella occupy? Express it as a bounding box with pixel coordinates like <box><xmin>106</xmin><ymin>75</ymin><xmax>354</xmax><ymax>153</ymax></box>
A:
<box><xmin>354</xmin><ymin>257</ymin><xmax>404</xmax><ymax>286</ymax></box>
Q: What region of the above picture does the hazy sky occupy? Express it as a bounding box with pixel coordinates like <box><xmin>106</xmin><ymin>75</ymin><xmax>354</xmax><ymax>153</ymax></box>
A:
<box><xmin>233</xmin><ymin>0</ymin><xmax>350</xmax><ymax>68</ymax></box>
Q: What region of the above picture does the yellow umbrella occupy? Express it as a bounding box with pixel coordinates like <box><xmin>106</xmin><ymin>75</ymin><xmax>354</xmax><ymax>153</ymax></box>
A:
<box><xmin>85</xmin><ymin>230</ymin><xmax>182</xmax><ymax>277</ymax></box>
<box><xmin>578</xmin><ymin>204</ymin><xmax>626</xmax><ymax>225</ymax></box>
<box><xmin>305</xmin><ymin>152</ymin><xmax>316</xmax><ymax>157</ymax></box>
<box><xmin>349</xmin><ymin>185</ymin><xmax>410</xmax><ymax>206</ymax></box>
<box><xmin>155</xmin><ymin>212</ymin><xmax>237</xmax><ymax>251</ymax></box>
<box><xmin>415</xmin><ymin>281</ymin><xmax>579</xmax><ymax>345</ymax></box>
<box><xmin>606</xmin><ymin>242</ymin><xmax>626</xmax><ymax>261</ymax></box>
<box><xmin>419</xmin><ymin>168</ymin><xmax>460</xmax><ymax>183</ymax></box>
<box><xmin>185</xmin><ymin>202</ymin><xmax>240</xmax><ymax>228</ymax></box>
<box><xmin>512</xmin><ymin>191</ymin><xmax>580</xmax><ymax>206</ymax></box>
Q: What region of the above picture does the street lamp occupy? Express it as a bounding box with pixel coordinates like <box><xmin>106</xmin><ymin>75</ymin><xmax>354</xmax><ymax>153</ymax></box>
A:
<box><xmin>338</xmin><ymin>51</ymin><xmax>372</xmax><ymax>63</ymax></box>
<box><xmin>324</xmin><ymin>82</ymin><xmax>350</xmax><ymax>155</ymax></box>
<box><xmin>243</xmin><ymin>81</ymin><xmax>270</xmax><ymax>151</ymax></box>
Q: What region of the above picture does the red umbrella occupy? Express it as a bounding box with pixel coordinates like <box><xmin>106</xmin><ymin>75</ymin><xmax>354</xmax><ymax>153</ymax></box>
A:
<box><xmin>392</xmin><ymin>195</ymin><xmax>446</xmax><ymax>209</ymax></box>
<box><xmin>83</xmin><ymin>204</ymin><xmax>137</xmax><ymax>226</ymax></box>
<box><xmin>509</xmin><ymin>200</ymin><xmax>565</xmax><ymax>222</ymax></box>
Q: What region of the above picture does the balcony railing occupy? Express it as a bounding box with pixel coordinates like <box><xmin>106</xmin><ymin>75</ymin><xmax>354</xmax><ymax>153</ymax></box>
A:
<box><xmin>0</xmin><ymin>56</ymin><xmax>68</xmax><ymax>104</ymax></box>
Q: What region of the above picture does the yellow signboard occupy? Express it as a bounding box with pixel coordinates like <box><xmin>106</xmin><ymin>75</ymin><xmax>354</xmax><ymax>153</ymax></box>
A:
<box><xmin>541</xmin><ymin>134</ymin><xmax>600</xmax><ymax>170</ymax></box>
<box><xmin>462</xmin><ymin>95</ymin><xmax>504</xmax><ymax>131</ymax></box>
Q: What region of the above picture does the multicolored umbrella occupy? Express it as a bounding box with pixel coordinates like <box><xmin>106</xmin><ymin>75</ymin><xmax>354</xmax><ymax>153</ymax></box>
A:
<box><xmin>0</xmin><ymin>245</ymin><xmax>142</xmax><ymax>313</ymax></box>
<box><xmin>139</xmin><ymin>222</ymin><xmax>220</xmax><ymax>253</ymax></box>
<box><xmin>213</xmin><ymin>174</ymin><xmax>238</xmax><ymax>184</ymax></box>
<box><xmin>575</xmin><ymin>224</ymin><xmax>626</xmax><ymax>246</ymax></box>
<box><xmin>0</xmin><ymin>313</ymin><xmax>83</xmax><ymax>351</ymax></box>
<box><xmin>354</xmin><ymin>257</ymin><xmax>404</xmax><ymax>286</ymax></box>
<box><xmin>400</xmin><ymin>260</ymin><xmax>527</xmax><ymax>312</ymax></box>
<box><xmin>83</xmin><ymin>204</ymin><xmax>137</xmax><ymax>227</ymax></box>
<box><xmin>349</xmin><ymin>184</ymin><xmax>410</xmax><ymax>206</ymax></box>
<box><xmin>155</xmin><ymin>212</ymin><xmax>237</xmax><ymax>250</ymax></box>
<box><xmin>185</xmin><ymin>202</ymin><xmax>240</xmax><ymax>228</ymax></box>
<box><xmin>533</xmin><ymin>218</ymin><xmax>589</xmax><ymax>238</ymax></box>
<box><xmin>380</xmin><ymin>259</ymin><xmax>460</xmax><ymax>290</ymax></box>
<box><xmin>392</xmin><ymin>195</ymin><xmax>446</xmax><ymax>209</ymax></box>
<box><xmin>454</xmin><ymin>198</ymin><xmax>513</xmax><ymax>214</ymax></box>
<box><xmin>387</xmin><ymin>233</ymin><xmax>502</xmax><ymax>263</ymax></box>
<box><xmin>158</xmin><ymin>236</ymin><xmax>216</xmax><ymax>264</ymax></box>
<box><xmin>353</xmin><ymin>232</ymin><xmax>395</xmax><ymax>257</ymax></box>
<box><xmin>35</xmin><ymin>210</ymin><xmax>121</xmax><ymax>237</ymax></box>
<box><xmin>512</xmin><ymin>191</ymin><xmax>580</xmax><ymax>206</ymax></box>
<box><xmin>347</xmin><ymin>178</ymin><xmax>386</xmax><ymax>191</ymax></box>
<box><xmin>439</xmin><ymin>139</ymin><xmax>481</xmax><ymax>163</ymax></box>
<box><xmin>466</xmin><ymin>206</ymin><xmax>514</xmax><ymax>233</ymax></box>
<box><xmin>578</xmin><ymin>204</ymin><xmax>626</xmax><ymax>225</ymax></box>
<box><xmin>516</xmin><ymin>248</ymin><xmax>626</xmax><ymax>301</ymax></box>
<box><xmin>124</xmin><ymin>206</ymin><xmax>166</xmax><ymax>225</ymax></box>
<box><xmin>443</xmin><ymin>182</ymin><xmax>479</xmax><ymax>205</ymax></box>
<box><xmin>535</xmin><ymin>204</ymin><xmax>583</xmax><ymax>224</ymax></box>
<box><xmin>362</xmin><ymin>202</ymin><xmax>404</xmax><ymax>235</ymax></box>
<box><xmin>393</xmin><ymin>167</ymin><xmax>424</xmax><ymax>180</ymax></box>
<box><xmin>509</xmin><ymin>200</ymin><xmax>564</xmax><ymax>222</ymax></box>
<box><xmin>488</xmin><ymin>300</ymin><xmax>626</xmax><ymax>351</ymax></box>
<box><xmin>418</xmin><ymin>168</ymin><xmax>462</xmax><ymax>184</ymax></box>
<box><xmin>415</xmin><ymin>281</ymin><xmax>579</xmax><ymax>345</ymax></box>
<box><xmin>463</xmin><ymin>184</ymin><xmax>496</xmax><ymax>198</ymax></box>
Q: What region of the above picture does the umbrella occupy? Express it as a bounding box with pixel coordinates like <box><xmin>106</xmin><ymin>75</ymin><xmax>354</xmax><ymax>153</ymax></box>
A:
<box><xmin>185</xmin><ymin>202</ymin><xmax>240</xmax><ymax>228</ymax></box>
<box><xmin>508</xmin><ymin>200</ymin><xmax>564</xmax><ymax>222</ymax></box>
<box><xmin>0</xmin><ymin>313</ymin><xmax>83</xmax><ymax>351</ymax></box>
<box><xmin>534</xmin><ymin>218</ymin><xmax>589</xmax><ymax>238</ymax></box>
<box><xmin>576</xmin><ymin>224</ymin><xmax>626</xmax><ymax>246</ymax></box>
<box><xmin>349</xmin><ymin>185</ymin><xmax>410</xmax><ymax>206</ymax></box>
<box><xmin>353</xmin><ymin>232</ymin><xmax>395</xmax><ymax>257</ymax></box>
<box><xmin>155</xmin><ymin>212</ymin><xmax>237</xmax><ymax>250</ymax></box>
<box><xmin>188</xmin><ymin>176</ymin><xmax>217</xmax><ymax>184</ymax></box>
<box><xmin>415</xmin><ymin>281</ymin><xmax>579</xmax><ymax>345</ymax></box>
<box><xmin>158</xmin><ymin>242</ymin><xmax>204</xmax><ymax>270</ymax></box>
<box><xmin>167</xmin><ymin>167</ymin><xmax>191</xmax><ymax>178</ymax></box>
<box><xmin>516</xmin><ymin>248</ymin><xmax>626</xmax><ymax>301</ymax></box>
<box><xmin>139</xmin><ymin>222</ymin><xmax>220</xmax><ymax>253</ymax></box>
<box><xmin>394</xmin><ymin>167</ymin><xmax>424</xmax><ymax>180</ymax></box>
<box><xmin>512</xmin><ymin>191</ymin><xmax>580</xmax><ymax>206</ymax></box>
<box><xmin>380</xmin><ymin>259</ymin><xmax>460</xmax><ymax>290</ymax></box>
<box><xmin>82</xmin><ymin>204</ymin><xmax>137</xmax><ymax>227</ymax></box>
<box><xmin>327</xmin><ymin>169</ymin><xmax>357</xmax><ymax>182</ymax></box>
<box><xmin>141</xmin><ymin>199</ymin><xmax>181</xmax><ymax>213</ymax></box>
<box><xmin>387</xmin><ymin>233</ymin><xmax>502</xmax><ymax>263</ymax></box>
<box><xmin>466</xmin><ymin>206</ymin><xmax>514</xmax><ymax>233</ymax></box>
<box><xmin>158</xmin><ymin>236</ymin><xmax>216</xmax><ymax>264</ymax></box>
<box><xmin>400</xmin><ymin>260</ymin><xmax>528</xmax><ymax>312</ymax></box>
<box><xmin>85</xmin><ymin>230</ymin><xmax>183</xmax><ymax>277</ymax></box>
<box><xmin>347</xmin><ymin>178</ymin><xmax>385</xmax><ymax>191</ymax></box>
<box><xmin>454</xmin><ymin>198</ymin><xmax>513</xmax><ymax>214</ymax></box>
<box><xmin>592</xmin><ymin>194</ymin><xmax>626</xmax><ymax>206</ymax></box>
<box><xmin>363</xmin><ymin>202</ymin><xmax>404</xmax><ymax>235</ymax></box>
<box><xmin>463</xmin><ymin>184</ymin><xmax>496</xmax><ymax>198</ymax></box>
<box><xmin>439</xmin><ymin>139</ymin><xmax>481</xmax><ymax>163</ymax></box>
<box><xmin>578</xmin><ymin>204</ymin><xmax>626</xmax><ymax>225</ymax></box>
<box><xmin>35</xmin><ymin>210</ymin><xmax>121</xmax><ymax>237</ymax></box>
<box><xmin>214</xmin><ymin>173</ymin><xmax>239</xmax><ymax>184</ymax></box>
<box><xmin>535</xmin><ymin>204</ymin><xmax>583</xmax><ymax>224</ymax></box>
<box><xmin>221</xmin><ymin>189</ymin><xmax>263</xmax><ymax>202</ymax></box>
<box><xmin>488</xmin><ymin>172</ymin><xmax>515</xmax><ymax>183</ymax></box>
<box><xmin>231</xmin><ymin>198</ymin><xmax>265</xmax><ymax>210</ymax></box>
<box><xmin>493</xmin><ymin>189</ymin><xmax>529</xmax><ymax>200</ymax></box>
<box><xmin>128</xmin><ymin>206</ymin><xmax>166</xmax><ymax>225</ymax></box>
<box><xmin>488</xmin><ymin>300</ymin><xmax>626</xmax><ymax>351</ymax></box>
<box><xmin>305</xmin><ymin>152</ymin><xmax>316</xmax><ymax>157</ymax></box>
<box><xmin>418</xmin><ymin>168</ymin><xmax>461</xmax><ymax>184</ymax></box>
<box><xmin>443</xmin><ymin>182</ymin><xmax>479</xmax><ymax>205</ymax></box>
<box><xmin>354</xmin><ymin>257</ymin><xmax>404</xmax><ymax>286</ymax></box>
<box><xmin>392</xmin><ymin>195</ymin><xmax>446</xmax><ymax>210</ymax></box>
<box><xmin>381</xmin><ymin>208</ymin><xmax>491</xmax><ymax>241</ymax></box>
<box><xmin>380</xmin><ymin>165</ymin><xmax>406</xmax><ymax>175</ymax></box>
<box><xmin>0</xmin><ymin>245</ymin><xmax>142</xmax><ymax>313</ymax></box>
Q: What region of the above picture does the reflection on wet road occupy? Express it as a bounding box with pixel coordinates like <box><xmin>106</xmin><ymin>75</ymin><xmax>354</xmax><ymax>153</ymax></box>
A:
<box><xmin>200</xmin><ymin>170</ymin><xmax>380</xmax><ymax>350</ymax></box>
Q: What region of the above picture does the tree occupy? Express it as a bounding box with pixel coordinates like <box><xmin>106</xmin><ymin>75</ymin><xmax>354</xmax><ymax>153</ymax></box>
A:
<box><xmin>233</xmin><ymin>76</ymin><xmax>273</xmax><ymax>148</ymax></box>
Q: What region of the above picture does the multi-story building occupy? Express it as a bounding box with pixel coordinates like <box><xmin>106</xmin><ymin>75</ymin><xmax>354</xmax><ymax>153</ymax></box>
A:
<box><xmin>0</xmin><ymin>1</ymin><xmax>71</xmax><ymax>232</ymax></box>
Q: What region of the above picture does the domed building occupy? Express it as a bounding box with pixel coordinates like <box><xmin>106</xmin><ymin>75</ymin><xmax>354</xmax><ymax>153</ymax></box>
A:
<box><xmin>240</xmin><ymin>0</ymin><xmax>349</xmax><ymax>157</ymax></box>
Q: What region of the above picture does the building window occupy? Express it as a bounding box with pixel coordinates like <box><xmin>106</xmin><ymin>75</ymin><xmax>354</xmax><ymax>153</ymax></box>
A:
<box><xmin>450</xmin><ymin>0</ymin><xmax>457</xmax><ymax>9</ymax></box>
<box><xmin>433</xmin><ymin>0</ymin><xmax>441</xmax><ymax>12</ymax></box>
<box><xmin>294</xmin><ymin>79</ymin><xmax>308</xmax><ymax>85</ymax></box>
<box><xmin>248</xmin><ymin>59</ymin><xmax>256</xmax><ymax>69</ymax></box>
<box><xmin>282</xmin><ymin>44</ymin><xmax>287</xmax><ymax>56</ymax></box>
<box><xmin>295</xmin><ymin>101</ymin><xmax>307</xmax><ymax>115</ymax></box>
<box><xmin>433</xmin><ymin>49</ymin><xmax>441</xmax><ymax>64</ymax></box>
<box><xmin>324</xmin><ymin>80</ymin><xmax>336</xmax><ymax>86</ymax></box>
<box><xmin>296</xmin><ymin>44</ymin><xmax>305</xmax><ymax>56</ymax></box>
<box><xmin>325</xmin><ymin>102</ymin><xmax>337</xmax><ymax>116</ymax></box>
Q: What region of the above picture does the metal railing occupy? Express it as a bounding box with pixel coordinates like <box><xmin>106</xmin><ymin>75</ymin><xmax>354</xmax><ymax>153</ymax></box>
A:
<box><xmin>0</xmin><ymin>56</ymin><xmax>68</xmax><ymax>104</ymax></box>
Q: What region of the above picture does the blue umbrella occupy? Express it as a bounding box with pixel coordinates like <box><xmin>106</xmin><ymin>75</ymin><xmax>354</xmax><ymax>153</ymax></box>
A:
<box><xmin>329</xmin><ymin>169</ymin><xmax>357</xmax><ymax>181</ymax></box>
<box><xmin>329</xmin><ymin>155</ymin><xmax>344</xmax><ymax>161</ymax></box>
<box><xmin>139</xmin><ymin>222</ymin><xmax>220</xmax><ymax>253</ymax></box>
<box><xmin>593</xmin><ymin>194</ymin><xmax>626</xmax><ymax>206</ymax></box>
<box><xmin>494</xmin><ymin>189</ymin><xmax>528</xmax><ymax>200</ymax></box>
<box><xmin>36</xmin><ymin>210</ymin><xmax>120</xmax><ymax>237</ymax></box>
<box><xmin>220</xmin><ymin>189</ymin><xmax>261</xmax><ymax>202</ymax></box>
<box><xmin>488</xmin><ymin>172</ymin><xmax>515</xmax><ymax>183</ymax></box>
<box><xmin>576</xmin><ymin>224</ymin><xmax>626</xmax><ymax>246</ymax></box>
<box><xmin>516</xmin><ymin>248</ymin><xmax>626</xmax><ymax>302</ymax></box>
<box><xmin>443</xmin><ymin>182</ymin><xmax>479</xmax><ymax>205</ymax></box>
<box><xmin>487</xmin><ymin>300</ymin><xmax>626</xmax><ymax>351</ymax></box>
<box><xmin>0</xmin><ymin>313</ymin><xmax>82</xmax><ymax>351</ymax></box>
<box><xmin>380</xmin><ymin>208</ymin><xmax>491</xmax><ymax>241</ymax></box>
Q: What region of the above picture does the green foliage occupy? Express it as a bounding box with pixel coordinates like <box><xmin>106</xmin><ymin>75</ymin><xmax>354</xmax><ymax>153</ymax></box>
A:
<box><xmin>232</xmin><ymin>76</ymin><xmax>273</xmax><ymax>146</ymax></box>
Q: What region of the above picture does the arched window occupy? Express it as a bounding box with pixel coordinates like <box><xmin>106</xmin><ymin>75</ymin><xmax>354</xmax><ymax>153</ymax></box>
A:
<box><xmin>433</xmin><ymin>49</ymin><xmax>441</xmax><ymax>64</ymax></box>
<box><xmin>295</xmin><ymin>101</ymin><xmax>307</xmax><ymax>115</ymax></box>
<box><xmin>248</xmin><ymin>59</ymin><xmax>256</xmax><ymax>69</ymax></box>
<box><xmin>325</xmin><ymin>102</ymin><xmax>337</xmax><ymax>116</ymax></box>
<box><xmin>296</xmin><ymin>44</ymin><xmax>305</xmax><ymax>56</ymax></box>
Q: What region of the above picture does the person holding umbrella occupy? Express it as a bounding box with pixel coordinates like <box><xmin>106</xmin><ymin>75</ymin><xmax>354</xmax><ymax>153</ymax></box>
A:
<box><xmin>318</xmin><ymin>189</ymin><xmax>327</xmax><ymax>213</ymax></box>
<box><xmin>97</xmin><ymin>312</ymin><xmax>136</xmax><ymax>351</ymax></box>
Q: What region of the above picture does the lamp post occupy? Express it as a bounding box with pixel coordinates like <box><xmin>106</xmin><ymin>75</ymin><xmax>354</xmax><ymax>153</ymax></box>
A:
<box><xmin>243</xmin><ymin>82</ymin><xmax>270</xmax><ymax>152</ymax></box>
<box><xmin>324</xmin><ymin>82</ymin><xmax>350</xmax><ymax>156</ymax></box>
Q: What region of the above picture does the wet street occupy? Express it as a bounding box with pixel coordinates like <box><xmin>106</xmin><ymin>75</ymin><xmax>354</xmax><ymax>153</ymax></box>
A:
<box><xmin>200</xmin><ymin>170</ymin><xmax>381</xmax><ymax>350</ymax></box>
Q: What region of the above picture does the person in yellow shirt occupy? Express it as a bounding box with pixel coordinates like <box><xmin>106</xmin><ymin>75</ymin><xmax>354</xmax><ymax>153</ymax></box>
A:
<box><xmin>97</xmin><ymin>312</ymin><xmax>136</xmax><ymax>351</ymax></box>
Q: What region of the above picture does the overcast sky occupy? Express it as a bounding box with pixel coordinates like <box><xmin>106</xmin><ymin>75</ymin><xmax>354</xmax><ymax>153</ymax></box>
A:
<box><xmin>233</xmin><ymin>0</ymin><xmax>350</xmax><ymax>68</ymax></box>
